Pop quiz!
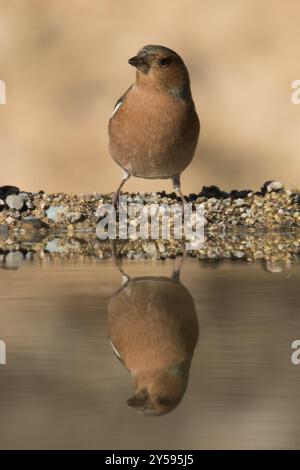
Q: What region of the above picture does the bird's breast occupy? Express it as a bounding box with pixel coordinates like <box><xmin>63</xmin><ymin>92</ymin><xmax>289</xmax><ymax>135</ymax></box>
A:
<box><xmin>109</xmin><ymin>88</ymin><xmax>199</xmax><ymax>178</ymax></box>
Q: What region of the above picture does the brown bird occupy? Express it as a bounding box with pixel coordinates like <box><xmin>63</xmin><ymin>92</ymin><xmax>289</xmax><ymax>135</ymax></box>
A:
<box><xmin>108</xmin><ymin>45</ymin><xmax>200</xmax><ymax>205</ymax></box>
<box><xmin>107</xmin><ymin>265</ymin><xmax>199</xmax><ymax>416</ymax></box>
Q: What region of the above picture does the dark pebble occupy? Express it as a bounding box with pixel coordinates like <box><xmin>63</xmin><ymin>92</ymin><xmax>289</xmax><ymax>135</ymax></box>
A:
<box><xmin>0</xmin><ymin>185</ymin><xmax>20</xmax><ymax>200</ymax></box>
<box><xmin>292</xmin><ymin>194</ymin><xmax>300</xmax><ymax>204</ymax></box>
<box><xmin>198</xmin><ymin>185</ymin><xmax>229</xmax><ymax>199</ymax></box>
<box><xmin>260</xmin><ymin>180</ymin><xmax>284</xmax><ymax>196</ymax></box>
<box><xmin>167</xmin><ymin>192</ymin><xmax>177</xmax><ymax>200</ymax></box>
<box><xmin>188</xmin><ymin>193</ymin><xmax>198</xmax><ymax>201</ymax></box>
<box><xmin>261</xmin><ymin>180</ymin><xmax>274</xmax><ymax>196</ymax></box>
<box><xmin>229</xmin><ymin>189</ymin><xmax>252</xmax><ymax>199</ymax></box>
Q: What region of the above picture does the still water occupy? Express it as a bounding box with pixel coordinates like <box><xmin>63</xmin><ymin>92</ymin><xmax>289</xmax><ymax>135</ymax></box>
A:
<box><xmin>0</xmin><ymin>257</ymin><xmax>300</xmax><ymax>449</ymax></box>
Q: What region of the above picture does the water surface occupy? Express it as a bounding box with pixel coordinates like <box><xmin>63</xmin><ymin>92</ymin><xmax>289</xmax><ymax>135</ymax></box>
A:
<box><xmin>0</xmin><ymin>257</ymin><xmax>300</xmax><ymax>449</ymax></box>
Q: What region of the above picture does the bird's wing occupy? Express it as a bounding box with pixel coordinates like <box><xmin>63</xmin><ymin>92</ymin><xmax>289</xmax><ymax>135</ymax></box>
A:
<box><xmin>110</xmin><ymin>340</ymin><xmax>124</xmax><ymax>363</ymax></box>
<box><xmin>110</xmin><ymin>84</ymin><xmax>133</xmax><ymax>118</ymax></box>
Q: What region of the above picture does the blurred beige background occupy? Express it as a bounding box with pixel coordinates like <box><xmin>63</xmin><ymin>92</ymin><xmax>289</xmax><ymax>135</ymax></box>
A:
<box><xmin>0</xmin><ymin>0</ymin><xmax>300</xmax><ymax>194</ymax></box>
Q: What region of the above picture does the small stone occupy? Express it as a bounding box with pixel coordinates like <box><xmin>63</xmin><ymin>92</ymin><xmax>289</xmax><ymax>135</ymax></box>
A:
<box><xmin>264</xmin><ymin>261</ymin><xmax>283</xmax><ymax>273</ymax></box>
<box><xmin>6</xmin><ymin>194</ymin><xmax>24</xmax><ymax>210</ymax></box>
<box><xmin>19</xmin><ymin>217</ymin><xmax>49</xmax><ymax>230</ymax></box>
<box><xmin>18</xmin><ymin>192</ymin><xmax>29</xmax><ymax>201</ymax></box>
<box><xmin>133</xmin><ymin>251</ymin><xmax>144</xmax><ymax>260</ymax></box>
<box><xmin>25</xmin><ymin>200</ymin><xmax>34</xmax><ymax>209</ymax></box>
<box><xmin>142</xmin><ymin>242</ymin><xmax>157</xmax><ymax>258</ymax></box>
<box><xmin>5</xmin><ymin>251</ymin><xmax>24</xmax><ymax>267</ymax></box>
<box><xmin>133</xmin><ymin>195</ymin><xmax>143</xmax><ymax>204</ymax></box>
<box><xmin>45</xmin><ymin>205</ymin><xmax>65</xmax><ymax>221</ymax></box>
<box><xmin>0</xmin><ymin>224</ymin><xmax>8</xmax><ymax>240</ymax></box>
<box><xmin>45</xmin><ymin>238</ymin><xmax>65</xmax><ymax>253</ymax></box>
<box><xmin>5</xmin><ymin>216</ymin><xmax>15</xmax><ymax>225</ymax></box>
<box><xmin>233</xmin><ymin>251</ymin><xmax>245</xmax><ymax>259</ymax></box>
<box><xmin>264</xmin><ymin>181</ymin><xmax>284</xmax><ymax>194</ymax></box>
<box><xmin>207</xmin><ymin>198</ymin><xmax>218</xmax><ymax>207</ymax></box>
<box><xmin>157</xmin><ymin>241</ymin><xmax>166</xmax><ymax>253</ymax></box>
<box><xmin>292</xmin><ymin>194</ymin><xmax>300</xmax><ymax>204</ymax></box>
<box><xmin>234</xmin><ymin>198</ymin><xmax>245</xmax><ymax>207</ymax></box>
<box><xmin>66</xmin><ymin>211</ymin><xmax>82</xmax><ymax>223</ymax></box>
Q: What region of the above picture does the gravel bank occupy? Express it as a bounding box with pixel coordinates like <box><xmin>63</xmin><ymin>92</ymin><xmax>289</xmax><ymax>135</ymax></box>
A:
<box><xmin>1</xmin><ymin>181</ymin><xmax>300</xmax><ymax>267</ymax></box>
<box><xmin>1</xmin><ymin>181</ymin><xmax>300</xmax><ymax>232</ymax></box>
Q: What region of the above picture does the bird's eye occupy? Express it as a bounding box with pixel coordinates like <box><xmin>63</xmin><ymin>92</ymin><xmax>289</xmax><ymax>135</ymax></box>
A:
<box><xmin>159</xmin><ymin>57</ymin><xmax>172</xmax><ymax>67</ymax></box>
<box><xmin>157</xmin><ymin>396</ymin><xmax>172</xmax><ymax>407</ymax></box>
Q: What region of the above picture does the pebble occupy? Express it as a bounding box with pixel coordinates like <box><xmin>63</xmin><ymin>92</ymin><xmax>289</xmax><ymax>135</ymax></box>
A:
<box><xmin>6</xmin><ymin>194</ymin><xmax>24</xmax><ymax>210</ymax></box>
<box><xmin>45</xmin><ymin>239</ymin><xmax>65</xmax><ymax>253</ymax></box>
<box><xmin>266</xmin><ymin>181</ymin><xmax>284</xmax><ymax>193</ymax></box>
<box><xmin>19</xmin><ymin>217</ymin><xmax>49</xmax><ymax>230</ymax></box>
<box><xmin>45</xmin><ymin>205</ymin><xmax>65</xmax><ymax>221</ymax></box>
<box><xmin>18</xmin><ymin>192</ymin><xmax>29</xmax><ymax>201</ymax></box>
<box><xmin>142</xmin><ymin>242</ymin><xmax>157</xmax><ymax>258</ymax></box>
<box><xmin>5</xmin><ymin>251</ymin><xmax>24</xmax><ymax>267</ymax></box>
<box><xmin>0</xmin><ymin>224</ymin><xmax>8</xmax><ymax>240</ymax></box>
<box><xmin>66</xmin><ymin>211</ymin><xmax>82</xmax><ymax>223</ymax></box>
<box><xmin>233</xmin><ymin>251</ymin><xmax>245</xmax><ymax>259</ymax></box>
<box><xmin>5</xmin><ymin>216</ymin><xmax>15</xmax><ymax>225</ymax></box>
<box><xmin>25</xmin><ymin>200</ymin><xmax>34</xmax><ymax>209</ymax></box>
<box><xmin>234</xmin><ymin>198</ymin><xmax>245</xmax><ymax>207</ymax></box>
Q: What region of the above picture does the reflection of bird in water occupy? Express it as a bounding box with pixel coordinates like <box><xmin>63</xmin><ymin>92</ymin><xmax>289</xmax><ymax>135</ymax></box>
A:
<box><xmin>107</xmin><ymin>255</ymin><xmax>199</xmax><ymax>416</ymax></box>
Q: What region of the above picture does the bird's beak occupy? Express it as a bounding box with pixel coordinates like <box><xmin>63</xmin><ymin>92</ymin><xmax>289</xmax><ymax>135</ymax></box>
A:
<box><xmin>128</xmin><ymin>54</ymin><xmax>150</xmax><ymax>73</ymax></box>
<box><xmin>128</xmin><ymin>56</ymin><xmax>140</xmax><ymax>67</ymax></box>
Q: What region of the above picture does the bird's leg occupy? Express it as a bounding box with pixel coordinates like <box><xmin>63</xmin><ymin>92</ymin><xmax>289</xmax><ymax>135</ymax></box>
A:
<box><xmin>172</xmin><ymin>174</ymin><xmax>186</xmax><ymax>204</ymax></box>
<box><xmin>112</xmin><ymin>170</ymin><xmax>131</xmax><ymax>207</ymax></box>
<box><xmin>111</xmin><ymin>240</ymin><xmax>130</xmax><ymax>284</ymax></box>
<box><xmin>171</xmin><ymin>241</ymin><xmax>188</xmax><ymax>282</ymax></box>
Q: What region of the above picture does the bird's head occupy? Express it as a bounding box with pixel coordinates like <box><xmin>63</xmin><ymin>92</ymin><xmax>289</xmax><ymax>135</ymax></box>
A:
<box><xmin>127</xmin><ymin>364</ymin><xmax>190</xmax><ymax>417</ymax></box>
<box><xmin>128</xmin><ymin>45</ymin><xmax>191</xmax><ymax>97</ymax></box>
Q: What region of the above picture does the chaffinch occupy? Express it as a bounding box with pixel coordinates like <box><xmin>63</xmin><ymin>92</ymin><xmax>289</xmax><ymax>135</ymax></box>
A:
<box><xmin>108</xmin><ymin>45</ymin><xmax>200</xmax><ymax>205</ymax></box>
<box><xmin>107</xmin><ymin>268</ymin><xmax>199</xmax><ymax>416</ymax></box>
